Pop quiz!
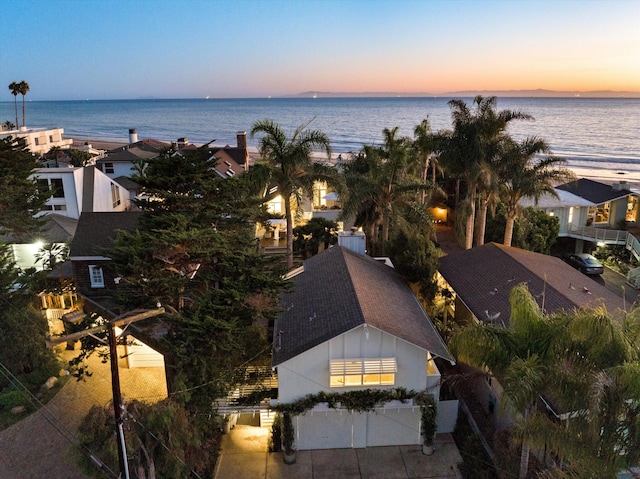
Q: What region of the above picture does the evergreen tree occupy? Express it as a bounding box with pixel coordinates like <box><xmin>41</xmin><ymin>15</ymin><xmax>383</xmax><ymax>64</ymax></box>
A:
<box><xmin>106</xmin><ymin>144</ymin><xmax>287</xmax><ymax>409</ymax></box>
<box><xmin>0</xmin><ymin>136</ymin><xmax>50</xmax><ymax>238</ymax></box>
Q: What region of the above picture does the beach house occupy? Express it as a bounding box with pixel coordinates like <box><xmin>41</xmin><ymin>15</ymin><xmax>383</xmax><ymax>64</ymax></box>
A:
<box><xmin>0</xmin><ymin>126</ymin><xmax>73</xmax><ymax>155</ymax></box>
<box><xmin>96</xmin><ymin>138</ymin><xmax>170</xmax><ymax>180</ymax></box>
<box><xmin>520</xmin><ymin>178</ymin><xmax>640</xmax><ymax>253</ymax></box>
<box><xmin>437</xmin><ymin>242</ymin><xmax>626</xmax><ymax>425</ymax></box>
<box><xmin>272</xmin><ymin>231</ymin><xmax>456</xmax><ymax>450</ymax></box>
<box><xmin>7</xmin><ymin>165</ymin><xmax>130</xmax><ymax>272</ymax></box>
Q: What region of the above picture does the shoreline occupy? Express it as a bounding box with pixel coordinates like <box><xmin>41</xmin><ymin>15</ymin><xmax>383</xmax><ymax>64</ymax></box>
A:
<box><xmin>70</xmin><ymin>137</ymin><xmax>640</xmax><ymax>188</ymax></box>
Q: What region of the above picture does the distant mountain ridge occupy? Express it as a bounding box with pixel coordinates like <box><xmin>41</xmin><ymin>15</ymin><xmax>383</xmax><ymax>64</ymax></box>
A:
<box><xmin>292</xmin><ymin>89</ymin><xmax>640</xmax><ymax>98</ymax></box>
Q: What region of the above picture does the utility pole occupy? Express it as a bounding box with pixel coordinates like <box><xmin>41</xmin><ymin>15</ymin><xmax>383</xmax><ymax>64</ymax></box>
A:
<box><xmin>109</xmin><ymin>321</ymin><xmax>129</xmax><ymax>479</ymax></box>
<box><xmin>47</xmin><ymin>307</ymin><xmax>165</xmax><ymax>479</ymax></box>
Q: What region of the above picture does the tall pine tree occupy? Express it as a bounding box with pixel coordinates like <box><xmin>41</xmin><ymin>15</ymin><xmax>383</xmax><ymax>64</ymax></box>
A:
<box><xmin>108</xmin><ymin>144</ymin><xmax>287</xmax><ymax>409</ymax></box>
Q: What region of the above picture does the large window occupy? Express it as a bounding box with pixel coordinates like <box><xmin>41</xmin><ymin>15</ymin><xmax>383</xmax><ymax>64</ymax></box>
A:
<box><xmin>111</xmin><ymin>183</ymin><xmax>121</xmax><ymax>208</ymax></box>
<box><xmin>88</xmin><ymin>265</ymin><xmax>105</xmax><ymax>288</ymax></box>
<box><xmin>50</xmin><ymin>178</ymin><xmax>64</xmax><ymax>198</ymax></box>
<box><xmin>330</xmin><ymin>358</ymin><xmax>396</xmax><ymax>387</ymax></box>
<box><xmin>37</xmin><ymin>178</ymin><xmax>65</xmax><ymax>198</ymax></box>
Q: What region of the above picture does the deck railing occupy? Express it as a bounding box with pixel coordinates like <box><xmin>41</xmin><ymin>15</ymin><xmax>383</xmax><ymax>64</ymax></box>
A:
<box><xmin>568</xmin><ymin>226</ymin><xmax>640</xmax><ymax>264</ymax></box>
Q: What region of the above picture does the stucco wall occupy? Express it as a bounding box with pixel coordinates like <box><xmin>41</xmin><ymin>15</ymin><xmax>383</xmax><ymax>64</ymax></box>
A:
<box><xmin>295</xmin><ymin>406</ymin><xmax>421</xmax><ymax>450</ymax></box>
<box><xmin>277</xmin><ymin>324</ymin><xmax>428</xmax><ymax>403</ymax></box>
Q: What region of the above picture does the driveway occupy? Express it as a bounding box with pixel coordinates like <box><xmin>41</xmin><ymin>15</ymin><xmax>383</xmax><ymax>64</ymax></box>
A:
<box><xmin>214</xmin><ymin>417</ymin><xmax>463</xmax><ymax>479</ymax></box>
<box><xmin>0</xmin><ymin>348</ymin><xmax>167</xmax><ymax>479</ymax></box>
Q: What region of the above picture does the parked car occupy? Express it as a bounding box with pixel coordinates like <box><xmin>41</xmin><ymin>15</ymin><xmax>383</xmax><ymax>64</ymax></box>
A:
<box><xmin>563</xmin><ymin>253</ymin><xmax>604</xmax><ymax>275</ymax></box>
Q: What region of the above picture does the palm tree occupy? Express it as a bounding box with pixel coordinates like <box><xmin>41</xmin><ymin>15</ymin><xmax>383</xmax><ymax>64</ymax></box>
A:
<box><xmin>518</xmin><ymin>307</ymin><xmax>640</xmax><ymax>477</ymax></box>
<box><xmin>439</xmin><ymin>96</ymin><xmax>532</xmax><ymax>249</ymax></box>
<box><xmin>8</xmin><ymin>82</ymin><xmax>19</xmax><ymax>129</ymax></box>
<box><xmin>452</xmin><ymin>284</ymin><xmax>640</xmax><ymax>478</ymax></box>
<box><xmin>449</xmin><ymin>283</ymin><xmax>563</xmax><ymax>479</ymax></box>
<box><xmin>412</xmin><ymin>118</ymin><xmax>442</xmax><ymax>203</ymax></box>
<box><xmin>17</xmin><ymin>81</ymin><xmax>29</xmax><ymax>127</ymax></box>
<box><xmin>248</xmin><ymin>119</ymin><xmax>335</xmax><ymax>269</ymax></box>
<box><xmin>341</xmin><ymin>127</ymin><xmax>432</xmax><ymax>255</ymax></box>
<box><xmin>498</xmin><ymin>137</ymin><xmax>574</xmax><ymax>247</ymax></box>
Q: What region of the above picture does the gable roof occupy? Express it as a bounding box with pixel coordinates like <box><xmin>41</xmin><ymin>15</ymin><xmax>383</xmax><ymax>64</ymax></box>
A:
<box><xmin>556</xmin><ymin>178</ymin><xmax>632</xmax><ymax>204</ymax></box>
<box><xmin>101</xmin><ymin>139</ymin><xmax>170</xmax><ymax>163</ymax></box>
<box><xmin>518</xmin><ymin>188</ymin><xmax>595</xmax><ymax>209</ymax></box>
<box><xmin>42</xmin><ymin>214</ymin><xmax>78</xmax><ymax>242</ymax></box>
<box><xmin>438</xmin><ymin>243</ymin><xmax>625</xmax><ymax>326</ymax></box>
<box><xmin>69</xmin><ymin>212</ymin><xmax>143</xmax><ymax>258</ymax></box>
<box><xmin>272</xmin><ymin>246</ymin><xmax>453</xmax><ymax>366</ymax></box>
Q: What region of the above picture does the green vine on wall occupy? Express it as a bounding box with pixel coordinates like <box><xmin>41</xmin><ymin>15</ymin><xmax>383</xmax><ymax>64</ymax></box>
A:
<box><xmin>272</xmin><ymin>387</ymin><xmax>436</xmax><ymax>415</ymax></box>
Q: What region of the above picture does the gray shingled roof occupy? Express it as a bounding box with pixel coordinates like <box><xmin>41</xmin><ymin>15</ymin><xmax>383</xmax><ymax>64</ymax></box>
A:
<box><xmin>69</xmin><ymin>212</ymin><xmax>143</xmax><ymax>258</ymax></box>
<box><xmin>103</xmin><ymin>139</ymin><xmax>169</xmax><ymax>163</ymax></box>
<box><xmin>272</xmin><ymin>246</ymin><xmax>453</xmax><ymax>366</ymax></box>
<box><xmin>556</xmin><ymin>178</ymin><xmax>632</xmax><ymax>204</ymax></box>
<box><xmin>438</xmin><ymin>243</ymin><xmax>626</xmax><ymax>326</ymax></box>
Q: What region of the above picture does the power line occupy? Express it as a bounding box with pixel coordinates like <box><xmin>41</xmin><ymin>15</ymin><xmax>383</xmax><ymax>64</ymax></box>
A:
<box><xmin>0</xmin><ymin>360</ymin><xmax>118</xmax><ymax>479</ymax></box>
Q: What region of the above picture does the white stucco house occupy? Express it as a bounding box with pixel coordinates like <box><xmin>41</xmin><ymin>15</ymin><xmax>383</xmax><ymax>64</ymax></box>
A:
<box><xmin>0</xmin><ymin>126</ymin><xmax>73</xmax><ymax>155</ymax></box>
<box><xmin>33</xmin><ymin>165</ymin><xmax>129</xmax><ymax>220</ymax></box>
<box><xmin>8</xmin><ymin>165</ymin><xmax>131</xmax><ymax>272</ymax></box>
<box><xmin>272</xmin><ymin>232</ymin><xmax>455</xmax><ymax>450</ymax></box>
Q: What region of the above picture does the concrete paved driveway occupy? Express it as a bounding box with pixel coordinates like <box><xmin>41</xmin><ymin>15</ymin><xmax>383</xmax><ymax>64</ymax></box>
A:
<box><xmin>214</xmin><ymin>421</ymin><xmax>463</xmax><ymax>479</ymax></box>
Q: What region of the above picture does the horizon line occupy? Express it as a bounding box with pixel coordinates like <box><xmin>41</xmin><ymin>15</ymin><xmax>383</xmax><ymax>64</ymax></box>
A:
<box><xmin>2</xmin><ymin>88</ymin><xmax>640</xmax><ymax>103</ymax></box>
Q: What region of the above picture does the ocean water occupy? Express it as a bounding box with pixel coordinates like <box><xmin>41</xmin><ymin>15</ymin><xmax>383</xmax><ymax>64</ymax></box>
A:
<box><xmin>1</xmin><ymin>97</ymin><xmax>638</xmax><ymax>173</ymax></box>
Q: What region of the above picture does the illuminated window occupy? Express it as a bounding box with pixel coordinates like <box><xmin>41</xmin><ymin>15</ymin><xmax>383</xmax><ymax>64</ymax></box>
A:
<box><xmin>330</xmin><ymin>358</ymin><xmax>396</xmax><ymax>387</ymax></box>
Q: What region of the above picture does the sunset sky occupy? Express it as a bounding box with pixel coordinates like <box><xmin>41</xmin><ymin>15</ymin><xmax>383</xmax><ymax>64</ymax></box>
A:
<box><xmin>1</xmin><ymin>0</ymin><xmax>638</xmax><ymax>100</ymax></box>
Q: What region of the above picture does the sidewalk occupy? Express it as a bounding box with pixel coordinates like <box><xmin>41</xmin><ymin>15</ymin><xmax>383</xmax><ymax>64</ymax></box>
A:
<box><xmin>214</xmin><ymin>417</ymin><xmax>463</xmax><ymax>479</ymax></box>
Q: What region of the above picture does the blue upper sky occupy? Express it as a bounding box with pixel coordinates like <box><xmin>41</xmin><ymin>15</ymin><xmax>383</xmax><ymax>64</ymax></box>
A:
<box><xmin>1</xmin><ymin>0</ymin><xmax>638</xmax><ymax>100</ymax></box>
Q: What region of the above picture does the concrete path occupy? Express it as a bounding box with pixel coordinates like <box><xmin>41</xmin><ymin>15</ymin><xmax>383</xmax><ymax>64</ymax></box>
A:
<box><xmin>0</xmin><ymin>348</ymin><xmax>167</xmax><ymax>479</ymax></box>
<box><xmin>214</xmin><ymin>419</ymin><xmax>463</xmax><ymax>479</ymax></box>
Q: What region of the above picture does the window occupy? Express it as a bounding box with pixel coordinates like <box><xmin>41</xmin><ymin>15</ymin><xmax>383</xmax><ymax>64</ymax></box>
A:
<box><xmin>88</xmin><ymin>265</ymin><xmax>105</xmax><ymax>288</ymax></box>
<box><xmin>49</xmin><ymin>135</ymin><xmax>54</xmax><ymax>143</ymax></box>
<box><xmin>34</xmin><ymin>137</ymin><xmax>40</xmax><ymax>146</ymax></box>
<box><xmin>330</xmin><ymin>358</ymin><xmax>396</xmax><ymax>387</ymax></box>
<box><xmin>50</xmin><ymin>178</ymin><xmax>64</xmax><ymax>198</ymax></box>
<box><xmin>53</xmin><ymin>205</ymin><xmax>67</xmax><ymax>211</ymax></box>
<box><xmin>37</xmin><ymin>179</ymin><xmax>49</xmax><ymax>194</ymax></box>
<box><xmin>104</xmin><ymin>162</ymin><xmax>114</xmax><ymax>174</ymax></box>
<box><xmin>111</xmin><ymin>183</ymin><xmax>121</xmax><ymax>208</ymax></box>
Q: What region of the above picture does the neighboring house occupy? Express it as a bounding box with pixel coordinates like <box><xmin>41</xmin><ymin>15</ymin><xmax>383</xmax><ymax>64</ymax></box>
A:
<box><xmin>7</xmin><ymin>166</ymin><xmax>128</xmax><ymax>270</ymax></box>
<box><xmin>96</xmin><ymin>139</ymin><xmax>170</xmax><ymax>179</ymax></box>
<box><xmin>0</xmin><ymin>126</ymin><xmax>73</xmax><ymax>155</ymax></box>
<box><xmin>33</xmin><ymin>165</ymin><xmax>130</xmax><ymax>219</ymax></box>
<box><xmin>556</xmin><ymin>179</ymin><xmax>639</xmax><ymax>228</ymax></box>
<box><xmin>438</xmin><ymin>242</ymin><xmax>627</xmax><ymax>425</ymax></box>
<box><xmin>519</xmin><ymin>188</ymin><xmax>596</xmax><ymax>237</ymax></box>
<box><xmin>521</xmin><ymin>178</ymin><xmax>640</xmax><ymax>237</ymax></box>
<box><xmin>175</xmin><ymin>131</ymin><xmax>249</xmax><ymax>178</ymax></box>
<box><xmin>272</xmin><ymin>231</ymin><xmax>456</xmax><ymax>450</ymax></box>
<box><xmin>4</xmin><ymin>214</ymin><xmax>78</xmax><ymax>272</ymax></box>
<box><xmin>69</xmin><ymin>212</ymin><xmax>143</xmax><ymax>298</ymax></box>
<box><xmin>438</xmin><ymin>243</ymin><xmax>626</xmax><ymax>328</ymax></box>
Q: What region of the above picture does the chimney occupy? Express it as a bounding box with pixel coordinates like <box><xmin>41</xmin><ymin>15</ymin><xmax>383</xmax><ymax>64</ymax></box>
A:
<box><xmin>236</xmin><ymin>131</ymin><xmax>247</xmax><ymax>149</ymax></box>
<box><xmin>177</xmin><ymin>137</ymin><xmax>189</xmax><ymax>148</ymax></box>
<box><xmin>613</xmin><ymin>181</ymin><xmax>628</xmax><ymax>191</ymax></box>
<box><xmin>129</xmin><ymin>128</ymin><xmax>138</xmax><ymax>144</ymax></box>
<box><xmin>338</xmin><ymin>229</ymin><xmax>366</xmax><ymax>255</ymax></box>
<box><xmin>237</xmin><ymin>131</ymin><xmax>249</xmax><ymax>172</ymax></box>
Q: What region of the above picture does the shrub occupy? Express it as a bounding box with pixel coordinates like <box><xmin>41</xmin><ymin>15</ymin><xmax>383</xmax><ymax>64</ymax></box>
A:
<box><xmin>0</xmin><ymin>389</ymin><xmax>30</xmax><ymax>411</ymax></box>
